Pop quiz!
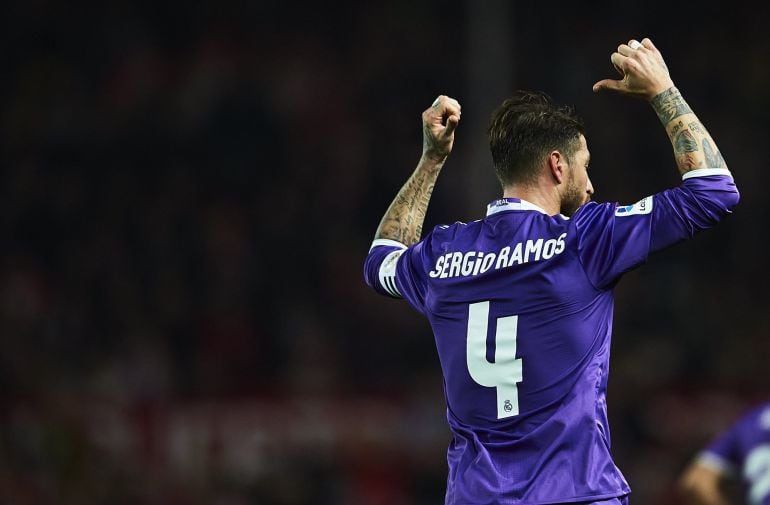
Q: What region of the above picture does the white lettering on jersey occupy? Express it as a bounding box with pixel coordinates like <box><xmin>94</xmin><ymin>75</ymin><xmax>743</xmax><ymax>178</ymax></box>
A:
<box><xmin>428</xmin><ymin>233</ymin><xmax>567</xmax><ymax>279</ymax></box>
<box><xmin>495</xmin><ymin>247</ymin><xmax>510</xmax><ymax>269</ymax></box>
<box><xmin>448</xmin><ymin>252</ymin><xmax>463</xmax><ymax>278</ymax></box>
<box><xmin>524</xmin><ymin>238</ymin><xmax>543</xmax><ymax>262</ymax></box>
<box><xmin>508</xmin><ymin>243</ymin><xmax>523</xmax><ymax>266</ymax></box>
<box><xmin>461</xmin><ymin>251</ymin><xmax>477</xmax><ymax>276</ymax></box>
<box><xmin>615</xmin><ymin>196</ymin><xmax>653</xmax><ymax>216</ymax></box>
<box><xmin>473</xmin><ymin>253</ymin><xmax>485</xmax><ymax>276</ymax></box>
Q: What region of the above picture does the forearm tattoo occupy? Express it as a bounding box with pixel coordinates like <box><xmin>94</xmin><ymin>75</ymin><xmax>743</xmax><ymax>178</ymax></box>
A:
<box><xmin>674</xmin><ymin>130</ymin><xmax>698</xmax><ymax>154</ymax></box>
<box><xmin>702</xmin><ymin>138</ymin><xmax>727</xmax><ymax>168</ymax></box>
<box><xmin>653</xmin><ymin>88</ymin><xmax>728</xmax><ymax>173</ymax></box>
<box><xmin>375</xmin><ymin>162</ymin><xmax>441</xmax><ymax>245</ymax></box>
<box><xmin>673</xmin><ymin>130</ymin><xmax>700</xmax><ymax>169</ymax></box>
<box><xmin>651</xmin><ymin>87</ymin><xmax>693</xmax><ymax>125</ymax></box>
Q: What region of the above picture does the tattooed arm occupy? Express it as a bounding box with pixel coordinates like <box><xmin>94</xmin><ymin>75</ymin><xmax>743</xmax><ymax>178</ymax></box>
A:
<box><xmin>593</xmin><ymin>37</ymin><xmax>727</xmax><ymax>175</ymax></box>
<box><xmin>651</xmin><ymin>87</ymin><xmax>726</xmax><ymax>174</ymax></box>
<box><xmin>374</xmin><ymin>95</ymin><xmax>462</xmax><ymax>245</ymax></box>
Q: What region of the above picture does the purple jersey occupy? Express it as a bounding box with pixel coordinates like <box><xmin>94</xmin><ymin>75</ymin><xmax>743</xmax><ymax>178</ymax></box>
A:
<box><xmin>700</xmin><ymin>402</ymin><xmax>770</xmax><ymax>505</ymax></box>
<box><xmin>364</xmin><ymin>169</ymin><xmax>738</xmax><ymax>504</ymax></box>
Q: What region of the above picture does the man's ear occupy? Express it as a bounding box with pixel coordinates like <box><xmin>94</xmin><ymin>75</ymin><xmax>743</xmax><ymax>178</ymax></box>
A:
<box><xmin>548</xmin><ymin>151</ymin><xmax>566</xmax><ymax>184</ymax></box>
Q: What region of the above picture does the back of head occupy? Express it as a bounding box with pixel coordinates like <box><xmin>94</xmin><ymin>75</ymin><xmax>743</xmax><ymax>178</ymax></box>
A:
<box><xmin>488</xmin><ymin>90</ymin><xmax>585</xmax><ymax>188</ymax></box>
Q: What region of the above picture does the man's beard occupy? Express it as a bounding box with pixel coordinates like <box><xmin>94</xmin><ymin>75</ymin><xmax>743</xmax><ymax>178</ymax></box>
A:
<box><xmin>560</xmin><ymin>177</ymin><xmax>588</xmax><ymax>217</ymax></box>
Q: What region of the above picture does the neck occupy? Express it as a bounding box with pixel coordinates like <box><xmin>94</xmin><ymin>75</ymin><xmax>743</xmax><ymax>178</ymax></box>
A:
<box><xmin>502</xmin><ymin>184</ymin><xmax>561</xmax><ymax>216</ymax></box>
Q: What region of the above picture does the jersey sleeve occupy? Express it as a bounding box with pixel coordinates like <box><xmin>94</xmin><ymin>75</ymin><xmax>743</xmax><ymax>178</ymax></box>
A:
<box><xmin>697</xmin><ymin>417</ymin><xmax>747</xmax><ymax>476</ymax></box>
<box><xmin>573</xmin><ymin>169</ymin><xmax>739</xmax><ymax>289</ymax></box>
<box><xmin>363</xmin><ymin>237</ymin><xmax>430</xmax><ymax>315</ymax></box>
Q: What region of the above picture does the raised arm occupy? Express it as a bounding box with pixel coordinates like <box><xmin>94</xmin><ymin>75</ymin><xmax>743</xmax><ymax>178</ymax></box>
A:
<box><xmin>593</xmin><ymin>37</ymin><xmax>728</xmax><ymax>175</ymax></box>
<box><xmin>579</xmin><ymin>38</ymin><xmax>738</xmax><ymax>289</ymax></box>
<box><xmin>374</xmin><ymin>95</ymin><xmax>461</xmax><ymax>246</ymax></box>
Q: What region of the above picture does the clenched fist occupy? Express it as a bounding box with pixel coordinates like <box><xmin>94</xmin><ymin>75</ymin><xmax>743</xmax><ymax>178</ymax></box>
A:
<box><xmin>422</xmin><ymin>95</ymin><xmax>462</xmax><ymax>162</ymax></box>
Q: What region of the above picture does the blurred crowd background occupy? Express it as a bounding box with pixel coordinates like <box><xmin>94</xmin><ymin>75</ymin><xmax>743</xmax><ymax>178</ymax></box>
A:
<box><xmin>1</xmin><ymin>1</ymin><xmax>769</xmax><ymax>504</ymax></box>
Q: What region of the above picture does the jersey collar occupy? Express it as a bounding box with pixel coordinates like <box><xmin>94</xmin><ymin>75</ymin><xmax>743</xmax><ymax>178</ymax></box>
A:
<box><xmin>486</xmin><ymin>197</ymin><xmax>549</xmax><ymax>216</ymax></box>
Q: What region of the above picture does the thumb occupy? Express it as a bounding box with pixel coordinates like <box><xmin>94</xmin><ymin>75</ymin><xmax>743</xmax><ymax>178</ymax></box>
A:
<box><xmin>444</xmin><ymin>114</ymin><xmax>459</xmax><ymax>136</ymax></box>
<box><xmin>592</xmin><ymin>79</ymin><xmax>623</xmax><ymax>93</ymax></box>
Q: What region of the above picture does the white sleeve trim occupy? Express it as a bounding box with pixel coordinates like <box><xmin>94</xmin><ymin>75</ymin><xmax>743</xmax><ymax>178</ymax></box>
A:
<box><xmin>369</xmin><ymin>238</ymin><xmax>408</xmax><ymax>251</ymax></box>
<box><xmin>378</xmin><ymin>249</ymin><xmax>404</xmax><ymax>298</ymax></box>
<box><xmin>696</xmin><ymin>451</ymin><xmax>737</xmax><ymax>476</ymax></box>
<box><xmin>682</xmin><ymin>168</ymin><xmax>732</xmax><ymax>180</ymax></box>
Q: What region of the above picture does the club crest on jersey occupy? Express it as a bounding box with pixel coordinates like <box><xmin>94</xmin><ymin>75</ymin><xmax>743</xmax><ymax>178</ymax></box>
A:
<box><xmin>615</xmin><ymin>196</ymin><xmax>653</xmax><ymax>216</ymax></box>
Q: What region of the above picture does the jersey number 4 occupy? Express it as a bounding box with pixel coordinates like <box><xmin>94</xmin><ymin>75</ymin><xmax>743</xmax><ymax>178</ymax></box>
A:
<box><xmin>466</xmin><ymin>301</ymin><xmax>523</xmax><ymax>419</ymax></box>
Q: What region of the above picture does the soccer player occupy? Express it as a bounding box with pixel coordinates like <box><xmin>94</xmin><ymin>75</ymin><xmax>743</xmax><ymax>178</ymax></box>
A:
<box><xmin>363</xmin><ymin>37</ymin><xmax>739</xmax><ymax>504</ymax></box>
<box><xmin>679</xmin><ymin>401</ymin><xmax>770</xmax><ymax>505</ymax></box>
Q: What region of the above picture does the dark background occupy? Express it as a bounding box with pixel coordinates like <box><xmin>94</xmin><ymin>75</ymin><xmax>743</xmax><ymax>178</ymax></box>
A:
<box><xmin>1</xmin><ymin>1</ymin><xmax>768</xmax><ymax>504</ymax></box>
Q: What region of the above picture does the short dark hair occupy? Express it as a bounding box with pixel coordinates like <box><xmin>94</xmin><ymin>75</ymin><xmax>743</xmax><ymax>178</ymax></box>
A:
<box><xmin>488</xmin><ymin>90</ymin><xmax>585</xmax><ymax>187</ymax></box>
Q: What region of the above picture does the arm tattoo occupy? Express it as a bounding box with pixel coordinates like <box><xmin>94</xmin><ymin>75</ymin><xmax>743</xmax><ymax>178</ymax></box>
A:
<box><xmin>688</xmin><ymin>121</ymin><xmax>706</xmax><ymax>135</ymax></box>
<box><xmin>655</xmin><ymin>89</ymin><xmax>728</xmax><ymax>175</ymax></box>
<box><xmin>702</xmin><ymin>138</ymin><xmax>727</xmax><ymax>168</ymax></box>
<box><xmin>374</xmin><ymin>161</ymin><xmax>442</xmax><ymax>245</ymax></box>
<box><xmin>670</xmin><ymin>120</ymin><xmax>685</xmax><ymax>137</ymax></box>
<box><xmin>674</xmin><ymin>130</ymin><xmax>699</xmax><ymax>155</ymax></box>
<box><xmin>673</xmin><ymin>130</ymin><xmax>702</xmax><ymax>170</ymax></box>
<box><xmin>651</xmin><ymin>87</ymin><xmax>693</xmax><ymax>125</ymax></box>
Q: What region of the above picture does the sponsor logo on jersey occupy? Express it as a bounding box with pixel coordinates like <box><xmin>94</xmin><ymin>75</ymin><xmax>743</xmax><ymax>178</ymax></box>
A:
<box><xmin>615</xmin><ymin>196</ymin><xmax>653</xmax><ymax>216</ymax></box>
